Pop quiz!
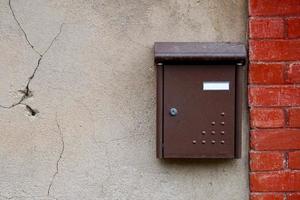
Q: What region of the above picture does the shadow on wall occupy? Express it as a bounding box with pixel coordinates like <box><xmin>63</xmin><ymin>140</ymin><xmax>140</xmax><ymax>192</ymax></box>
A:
<box><xmin>160</xmin><ymin>158</ymin><xmax>235</xmax><ymax>166</ymax></box>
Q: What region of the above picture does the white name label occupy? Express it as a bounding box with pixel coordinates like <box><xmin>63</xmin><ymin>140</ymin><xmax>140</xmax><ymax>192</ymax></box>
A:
<box><xmin>203</xmin><ymin>81</ymin><xmax>230</xmax><ymax>91</ymax></box>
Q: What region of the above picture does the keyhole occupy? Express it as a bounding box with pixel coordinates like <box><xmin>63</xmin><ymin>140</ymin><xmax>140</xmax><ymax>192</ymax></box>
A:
<box><xmin>169</xmin><ymin>108</ymin><xmax>178</xmax><ymax>116</ymax></box>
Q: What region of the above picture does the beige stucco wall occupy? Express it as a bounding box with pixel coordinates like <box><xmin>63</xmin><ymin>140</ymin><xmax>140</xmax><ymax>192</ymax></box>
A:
<box><xmin>0</xmin><ymin>0</ymin><xmax>248</xmax><ymax>199</ymax></box>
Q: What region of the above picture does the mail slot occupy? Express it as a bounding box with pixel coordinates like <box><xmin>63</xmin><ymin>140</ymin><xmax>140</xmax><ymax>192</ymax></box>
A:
<box><xmin>155</xmin><ymin>42</ymin><xmax>247</xmax><ymax>159</ymax></box>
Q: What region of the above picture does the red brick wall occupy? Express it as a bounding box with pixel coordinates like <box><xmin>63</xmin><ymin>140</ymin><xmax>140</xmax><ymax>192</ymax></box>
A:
<box><xmin>249</xmin><ymin>0</ymin><xmax>300</xmax><ymax>199</ymax></box>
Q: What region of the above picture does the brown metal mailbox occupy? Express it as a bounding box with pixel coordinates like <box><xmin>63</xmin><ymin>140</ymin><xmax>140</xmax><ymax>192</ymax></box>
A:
<box><xmin>155</xmin><ymin>42</ymin><xmax>247</xmax><ymax>159</ymax></box>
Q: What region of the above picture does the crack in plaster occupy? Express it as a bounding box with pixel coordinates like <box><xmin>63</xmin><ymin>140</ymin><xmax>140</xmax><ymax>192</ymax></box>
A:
<box><xmin>47</xmin><ymin>116</ymin><xmax>65</xmax><ymax>198</ymax></box>
<box><xmin>8</xmin><ymin>0</ymin><xmax>41</xmax><ymax>56</ymax></box>
<box><xmin>23</xmin><ymin>103</ymin><xmax>39</xmax><ymax>116</ymax></box>
<box><xmin>0</xmin><ymin>0</ymin><xmax>64</xmax><ymax>114</ymax></box>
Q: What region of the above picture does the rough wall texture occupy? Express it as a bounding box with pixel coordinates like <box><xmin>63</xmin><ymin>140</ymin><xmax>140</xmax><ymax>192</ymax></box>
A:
<box><xmin>249</xmin><ymin>0</ymin><xmax>300</xmax><ymax>200</ymax></box>
<box><xmin>0</xmin><ymin>0</ymin><xmax>247</xmax><ymax>199</ymax></box>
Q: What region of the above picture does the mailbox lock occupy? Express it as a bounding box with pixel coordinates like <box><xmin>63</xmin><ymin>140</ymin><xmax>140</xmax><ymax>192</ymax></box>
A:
<box><xmin>169</xmin><ymin>108</ymin><xmax>178</xmax><ymax>116</ymax></box>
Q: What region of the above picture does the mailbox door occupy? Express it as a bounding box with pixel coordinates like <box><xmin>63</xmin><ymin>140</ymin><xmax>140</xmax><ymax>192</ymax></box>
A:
<box><xmin>163</xmin><ymin>65</ymin><xmax>236</xmax><ymax>158</ymax></box>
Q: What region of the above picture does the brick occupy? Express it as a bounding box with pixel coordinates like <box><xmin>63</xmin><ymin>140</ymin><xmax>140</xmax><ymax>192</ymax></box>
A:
<box><xmin>249</xmin><ymin>87</ymin><xmax>281</xmax><ymax>106</ymax></box>
<box><xmin>280</xmin><ymin>87</ymin><xmax>300</xmax><ymax>106</ymax></box>
<box><xmin>251</xmin><ymin>193</ymin><xmax>285</xmax><ymax>200</ymax></box>
<box><xmin>249</xmin><ymin>86</ymin><xmax>300</xmax><ymax>106</ymax></box>
<box><xmin>289</xmin><ymin>151</ymin><xmax>300</xmax><ymax>169</ymax></box>
<box><xmin>288</xmin><ymin>18</ymin><xmax>300</xmax><ymax>38</ymax></box>
<box><xmin>250</xmin><ymin>151</ymin><xmax>285</xmax><ymax>171</ymax></box>
<box><xmin>288</xmin><ymin>193</ymin><xmax>300</xmax><ymax>200</ymax></box>
<box><xmin>251</xmin><ymin>129</ymin><xmax>300</xmax><ymax>150</ymax></box>
<box><xmin>250</xmin><ymin>108</ymin><xmax>285</xmax><ymax>128</ymax></box>
<box><xmin>288</xmin><ymin>108</ymin><xmax>300</xmax><ymax>128</ymax></box>
<box><xmin>249</xmin><ymin>63</ymin><xmax>284</xmax><ymax>84</ymax></box>
<box><xmin>250</xmin><ymin>171</ymin><xmax>300</xmax><ymax>192</ymax></box>
<box><xmin>249</xmin><ymin>0</ymin><xmax>300</xmax><ymax>16</ymax></box>
<box><xmin>249</xmin><ymin>40</ymin><xmax>300</xmax><ymax>61</ymax></box>
<box><xmin>249</xmin><ymin>18</ymin><xmax>284</xmax><ymax>39</ymax></box>
<box><xmin>286</xmin><ymin>64</ymin><xmax>300</xmax><ymax>83</ymax></box>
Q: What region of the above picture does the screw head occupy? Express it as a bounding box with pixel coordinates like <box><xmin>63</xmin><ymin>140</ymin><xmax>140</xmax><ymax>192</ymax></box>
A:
<box><xmin>202</xmin><ymin>131</ymin><xmax>206</xmax><ymax>135</ymax></box>
<box><xmin>221</xmin><ymin>112</ymin><xmax>225</xmax><ymax>116</ymax></box>
<box><xmin>211</xmin><ymin>140</ymin><xmax>216</xmax><ymax>144</ymax></box>
<box><xmin>211</xmin><ymin>130</ymin><xmax>216</xmax><ymax>135</ymax></box>
<box><xmin>169</xmin><ymin>108</ymin><xmax>178</xmax><ymax>116</ymax></box>
<box><xmin>211</xmin><ymin>121</ymin><xmax>216</xmax><ymax>126</ymax></box>
<box><xmin>221</xmin><ymin>140</ymin><xmax>225</xmax><ymax>144</ymax></box>
<box><xmin>192</xmin><ymin>140</ymin><xmax>197</xmax><ymax>144</ymax></box>
<box><xmin>202</xmin><ymin>140</ymin><xmax>206</xmax><ymax>144</ymax></box>
<box><xmin>221</xmin><ymin>122</ymin><xmax>225</xmax><ymax>125</ymax></box>
<box><xmin>221</xmin><ymin>131</ymin><xmax>225</xmax><ymax>135</ymax></box>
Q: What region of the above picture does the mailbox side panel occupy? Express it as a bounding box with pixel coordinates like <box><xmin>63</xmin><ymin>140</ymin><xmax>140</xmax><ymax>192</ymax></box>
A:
<box><xmin>163</xmin><ymin>65</ymin><xmax>236</xmax><ymax>158</ymax></box>
<box><xmin>234</xmin><ymin>65</ymin><xmax>247</xmax><ymax>158</ymax></box>
<box><xmin>156</xmin><ymin>64</ymin><xmax>164</xmax><ymax>158</ymax></box>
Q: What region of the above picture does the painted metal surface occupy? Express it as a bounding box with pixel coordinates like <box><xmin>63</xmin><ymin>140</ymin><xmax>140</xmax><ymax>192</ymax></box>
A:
<box><xmin>154</xmin><ymin>42</ymin><xmax>246</xmax><ymax>65</ymax></box>
<box><xmin>163</xmin><ymin>65</ymin><xmax>236</xmax><ymax>158</ymax></box>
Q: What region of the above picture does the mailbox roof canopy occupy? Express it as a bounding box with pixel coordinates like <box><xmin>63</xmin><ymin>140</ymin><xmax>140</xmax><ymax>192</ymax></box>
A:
<box><xmin>154</xmin><ymin>42</ymin><xmax>247</xmax><ymax>65</ymax></box>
